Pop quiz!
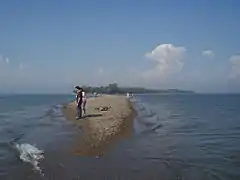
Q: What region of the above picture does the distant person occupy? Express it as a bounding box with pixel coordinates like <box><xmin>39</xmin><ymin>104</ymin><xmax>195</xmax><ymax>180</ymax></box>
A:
<box><xmin>82</xmin><ymin>89</ymin><xmax>87</xmax><ymax>115</ymax></box>
<box><xmin>74</xmin><ymin>86</ymin><xmax>83</xmax><ymax>119</ymax></box>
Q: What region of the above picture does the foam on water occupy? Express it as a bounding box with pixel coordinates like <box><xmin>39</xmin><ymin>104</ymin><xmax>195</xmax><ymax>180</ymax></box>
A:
<box><xmin>15</xmin><ymin>143</ymin><xmax>44</xmax><ymax>175</ymax></box>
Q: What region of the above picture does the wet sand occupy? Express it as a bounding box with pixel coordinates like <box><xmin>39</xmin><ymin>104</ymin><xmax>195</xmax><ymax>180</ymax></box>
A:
<box><xmin>62</xmin><ymin>95</ymin><xmax>135</xmax><ymax>156</ymax></box>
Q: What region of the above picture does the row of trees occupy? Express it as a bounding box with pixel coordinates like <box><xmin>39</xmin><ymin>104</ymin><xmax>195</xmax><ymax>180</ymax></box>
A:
<box><xmin>82</xmin><ymin>83</ymin><xmax>123</xmax><ymax>94</ymax></box>
<box><xmin>82</xmin><ymin>83</ymin><xmax>147</xmax><ymax>94</ymax></box>
<box><xmin>80</xmin><ymin>83</ymin><xmax>195</xmax><ymax>94</ymax></box>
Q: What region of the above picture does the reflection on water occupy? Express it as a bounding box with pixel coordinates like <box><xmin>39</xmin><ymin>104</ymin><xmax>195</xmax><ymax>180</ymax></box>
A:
<box><xmin>0</xmin><ymin>94</ymin><xmax>240</xmax><ymax>179</ymax></box>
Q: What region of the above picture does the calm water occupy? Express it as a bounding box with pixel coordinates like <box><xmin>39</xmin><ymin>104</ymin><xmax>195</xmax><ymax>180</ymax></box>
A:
<box><xmin>0</xmin><ymin>94</ymin><xmax>240</xmax><ymax>180</ymax></box>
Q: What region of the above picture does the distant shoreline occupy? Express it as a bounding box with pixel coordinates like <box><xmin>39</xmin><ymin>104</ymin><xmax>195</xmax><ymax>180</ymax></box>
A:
<box><xmin>77</xmin><ymin>83</ymin><xmax>195</xmax><ymax>95</ymax></box>
<box><xmin>62</xmin><ymin>95</ymin><xmax>135</xmax><ymax>156</ymax></box>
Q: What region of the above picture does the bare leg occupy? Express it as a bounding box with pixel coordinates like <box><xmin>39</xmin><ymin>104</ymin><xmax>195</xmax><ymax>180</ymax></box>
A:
<box><xmin>82</xmin><ymin>100</ymin><xmax>86</xmax><ymax>115</ymax></box>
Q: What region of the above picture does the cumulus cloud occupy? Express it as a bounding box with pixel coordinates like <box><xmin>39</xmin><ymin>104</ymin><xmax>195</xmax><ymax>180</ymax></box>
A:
<box><xmin>142</xmin><ymin>44</ymin><xmax>187</xmax><ymax>80</ymax></box>
<box><xmin>202</xmin><ymin>50</ymin><xmax>215</xmax><ymax>58</ymax></box>
<box><xmin>229</xmin><ymin>55</ymin><xmax>240</xmax><ymax>78</ymax></box>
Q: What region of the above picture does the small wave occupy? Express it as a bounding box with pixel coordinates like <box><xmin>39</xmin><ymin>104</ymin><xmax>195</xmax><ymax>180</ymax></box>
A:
<box><xmin>39</xmin><ymin>104</ymin><xmax>63</xmax><ymax>120</ymax></box>
<box><xmin>142</xmin><ymin>110</ymin><xmax>157</xmax><ymax>118</ymax></box>
<box><xmin>132</xmin><ymin>98</ymin><xmax>164</xmax><ymax>136</ymax></box>
<box><xmin>14</xmin><ymin>143</ymin><xmax>44</xmax><ymax>175</ymax></box>
<box><xmin>151</xmin><ymin>123</ymin><xmax>163</xmax><ymax>131</ymax></box>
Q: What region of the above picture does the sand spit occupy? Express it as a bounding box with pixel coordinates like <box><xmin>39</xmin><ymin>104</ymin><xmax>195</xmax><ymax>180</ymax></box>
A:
<box><xmin>62</xmin><ymin>95</ymin><xmax>135</xmax><ymax>156</ymax></box>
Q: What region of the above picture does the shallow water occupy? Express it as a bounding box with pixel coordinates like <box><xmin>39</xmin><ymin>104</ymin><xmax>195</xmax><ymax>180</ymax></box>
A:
<box><xmin>0</xmin><ymin>94</ymin><xmax>240</xmax><ymax>179</ymax></box>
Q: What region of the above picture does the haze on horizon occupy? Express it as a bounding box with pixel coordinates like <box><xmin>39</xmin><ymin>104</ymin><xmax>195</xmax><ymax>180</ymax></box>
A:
<box><xmin>0</xmin><ymin>1</ymin><xmax>240</xmax><ymax>94</ymax></box>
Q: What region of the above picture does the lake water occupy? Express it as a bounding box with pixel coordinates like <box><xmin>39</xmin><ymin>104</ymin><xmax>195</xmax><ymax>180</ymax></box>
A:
<box><xmin>0</xmin><ymin>94</ymin><xmax>240</xmax><ymax>180</ymax></box>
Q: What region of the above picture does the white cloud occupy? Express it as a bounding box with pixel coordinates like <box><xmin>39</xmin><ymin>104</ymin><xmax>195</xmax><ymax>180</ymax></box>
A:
<box><xmin>5</xmin><ymin>57</ymin><xmax>9</xmax><ymax>64</ymax></box>
<box><xmin>19</xmin><ymin>62</ymin><xmax>24</xmax><ymax>69</ymax></box>
<box><xmin>142</xmin><ymin>44</ymin><xmax>187</xmax><ymax>80</ymax></box>
<box><xmin>202</xmin><ymin>50</ymin><xmax>215</xmax><ymax>58</ymax></box>
<box><xmin>98</xmin><ymin>67</ymin><xmax>103</xmax><ymax>74</ymax></box>
<box><xmin>229</xmin><ymin>55</ymin><xmax>240</xmax><ymax>78</ymax></box>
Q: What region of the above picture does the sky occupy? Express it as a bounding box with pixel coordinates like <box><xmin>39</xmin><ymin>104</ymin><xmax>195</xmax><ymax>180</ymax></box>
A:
<box><xmin>0</xmin><ymin>0</ymin><xmax>240</xmax><ymax>93</ymax></box>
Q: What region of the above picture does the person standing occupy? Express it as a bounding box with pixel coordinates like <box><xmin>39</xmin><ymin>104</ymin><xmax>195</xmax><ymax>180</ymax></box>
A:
<box><xmin>82</xmin><ymin>89</ymin><xmax>87</xmax><ymax>115</ymax></box>
<box><xmin>74</xmin><ymin>86</ymin><xmax>83</xmax><ymax>119</ymax></box>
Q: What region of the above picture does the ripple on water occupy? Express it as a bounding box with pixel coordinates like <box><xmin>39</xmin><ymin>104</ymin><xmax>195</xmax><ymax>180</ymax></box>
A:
<box><xmin>0</xmin><ymin>100</ymin><xmax>78</xmax><ymax>178</ymax></box>
<box><xmin>1</xmin><ymin>94</ymin><xmax>240</xmax><ymax>179</ymax></box>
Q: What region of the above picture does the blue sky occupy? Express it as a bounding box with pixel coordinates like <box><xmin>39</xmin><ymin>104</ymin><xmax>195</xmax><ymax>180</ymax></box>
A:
<box><xmin>0</xmin><ymin>0</ymin><xmax>240</xmax><ymax>93</ymax></box>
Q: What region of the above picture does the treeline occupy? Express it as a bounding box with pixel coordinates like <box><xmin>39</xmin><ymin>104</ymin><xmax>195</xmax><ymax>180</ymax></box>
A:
<box><xmin>81</xmin><ymin>83</ymin><xmax>195</xmax><ymax>94</ymax></box>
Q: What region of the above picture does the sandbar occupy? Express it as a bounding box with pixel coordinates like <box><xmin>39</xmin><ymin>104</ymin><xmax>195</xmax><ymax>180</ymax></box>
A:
<box><xmin>62</xmin><ymin>95</ymin><xmax>135</xmax><ymax>156</ymax></box>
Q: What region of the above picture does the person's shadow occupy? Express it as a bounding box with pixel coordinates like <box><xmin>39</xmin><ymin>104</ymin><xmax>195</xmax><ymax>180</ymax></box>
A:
<box><xmin>82</xmin><ymin>114</ymin><xmax>103</xmax><ymax>118</ymax></box>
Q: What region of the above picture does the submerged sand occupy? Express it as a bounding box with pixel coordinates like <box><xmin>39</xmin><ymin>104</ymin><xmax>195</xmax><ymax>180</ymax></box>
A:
<box><xmin>62</xmin><ymin>95</ymin><xmax>135</xmax><ymax>156</ymax></box>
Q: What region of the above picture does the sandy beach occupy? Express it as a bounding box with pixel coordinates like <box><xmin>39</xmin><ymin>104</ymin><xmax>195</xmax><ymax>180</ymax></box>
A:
<box><xmin>62</xmin><ymin>95</ymin><xmax>135</xmax><ymax>156</ymax></box>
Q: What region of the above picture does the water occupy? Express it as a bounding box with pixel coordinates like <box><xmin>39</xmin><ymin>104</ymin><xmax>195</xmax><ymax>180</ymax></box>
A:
<box><xmin>0</xmin><ymin>94</ymin><xmax>77</xmax><ymax>179</ymax></box>
<box><xmin>0</xmin><ymin>94</ymin><xmax>240</xmax><ymax>179</ymax></box>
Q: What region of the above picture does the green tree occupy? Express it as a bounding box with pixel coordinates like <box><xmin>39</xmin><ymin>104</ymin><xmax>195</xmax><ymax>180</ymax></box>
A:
<box><xmin>108</xmin><ymin>83</ymin><xmax>119</xmax><ymax>94</ymax></box>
